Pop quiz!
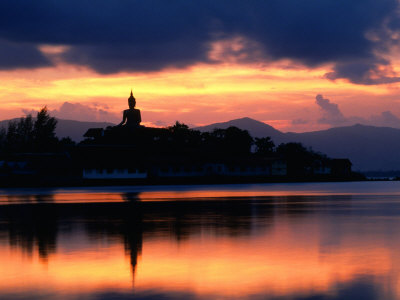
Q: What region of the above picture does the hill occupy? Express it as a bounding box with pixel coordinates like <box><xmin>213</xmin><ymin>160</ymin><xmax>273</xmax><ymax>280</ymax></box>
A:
<box><xmin>284</xmin><ymin>124</ymin><xmax>400</xmax><ymax>171</ymax></box>
<box><xmin>2</xmin><ymin>115</ymin><xmax>399</xmax><ymax>171</ymax></box>
<box><xmin>195</xmin><ymin>117</ymin><xmax>285</xmax><ymax>141</ymax></box>
<box><xmin>196</xmin><ymin>118</ymin><xmax>400</xmax><ymax>171</ymax></box>
<box><xmin>0</xmin><ymin>118</ymin><xmax>115</xmax><ymax>142</ymax></box>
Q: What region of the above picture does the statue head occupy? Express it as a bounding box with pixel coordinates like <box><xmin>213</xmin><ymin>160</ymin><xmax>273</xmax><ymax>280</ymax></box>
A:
<box><xmin>128</xmin><ymin>90</ymin><xmax>136</xmax><ymax>109</ymax></box>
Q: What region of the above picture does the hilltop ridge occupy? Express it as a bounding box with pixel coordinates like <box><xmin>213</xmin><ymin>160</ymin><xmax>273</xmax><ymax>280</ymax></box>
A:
<box><xmin>2</xmin><ymin>116</ymin><xmax>400</xmax><ymax>171</ymax></box>
<box><xmin>196</xmin><ymin>118</ymin><xmax>400</xmax><ymax>171</ymax></box>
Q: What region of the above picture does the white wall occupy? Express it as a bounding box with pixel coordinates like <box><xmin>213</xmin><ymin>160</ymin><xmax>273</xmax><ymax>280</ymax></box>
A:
<box><xmin>83</xmin><ymin>168</ymin><xmax>147</xmax><ymax>179</ymax></box>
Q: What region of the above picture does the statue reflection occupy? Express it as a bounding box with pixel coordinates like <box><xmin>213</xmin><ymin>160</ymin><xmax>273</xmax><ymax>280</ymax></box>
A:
<box><xmin>0</xmin><ymin>195</ymin><xmax>330</xmax><ymax>289</ymax></box>
<box><xmin>122</xmin><ymin>192</ymin><xmax>143</xmax><ymax>283</ymax></box>
<box><xmin>124</xmin><ymin>218</ymin><xmax>143</xmax><ymax>284</ymax></box>
<box><xmin>122</xmin><ymin>192</ymin><xmax>140</xmax><ymax>202</ymax></box>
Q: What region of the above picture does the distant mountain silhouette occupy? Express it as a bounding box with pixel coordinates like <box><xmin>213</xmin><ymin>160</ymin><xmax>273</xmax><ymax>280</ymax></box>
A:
<box><xmin>0</xmin><ymin>118</ymin><xmax>115</xmax><ymax>142</ymax></box>
<box><xmin>284</xmin><ymin>124</ymin><xmax>400</xmax><ymax>171</ymax></box>
<box><xmin>196</xmin><ymin>118</ymin><xmax>400</xmax><ymax>171</ymax></box>
<box><xmin>195</xmin><ymin>117</ymin><xmax>285</xmax><ymax>140</ymax></box>
<box><xmin>3</xmin><ymin>115</ymin><xmax>400</xmax><ymax>171</ymax></box>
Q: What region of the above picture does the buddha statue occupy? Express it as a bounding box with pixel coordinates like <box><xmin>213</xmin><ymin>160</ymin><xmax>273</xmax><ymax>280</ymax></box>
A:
<box><xmin>118</xmin><ymin>90</ymin><xmax>142</xmax><ymax>127</ymax></box>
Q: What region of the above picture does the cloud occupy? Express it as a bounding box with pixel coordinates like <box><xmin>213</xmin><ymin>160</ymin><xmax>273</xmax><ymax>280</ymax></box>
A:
<box><xmin>1</xmin><ymin>0</ymin><xmax>400</xmax><ymax>84</ymax></box>
<box><xmin>154</xmin><ymin>120</ymin><xmax>168</xmax><ymax>127</ymax></box>
<box><xmin>62</xmin><ymin>41</ymin><xmax>211</xmax><ymax>73</ymax></box>
<box><xmin>315</xmin><ymin>94</ymin><xmax>346</xmax><ymax>125</ymax></box>
<box><xmin>53</xmin><ymin>102</ymin><xmax>119</xmax><ymax>122</ymax></box>
<box><xmin>370</xmin><ymin>111</ymin><xmax>400</xmax><ymax>127</ymax></box>
<box><xmin>325</xmin><ymin>59</ymin><xmax>400</xmax><ymax>85</ymax></box>
<box><xmin>292</xmin><ymin>118</ymin><xmax>309</xmax><ymax>125</ymax></box>
<box><xmin>0</xmin><ymin>39</ymin><xmax>52</xmax><ymax>70</ymax></box>
<box><xmin>302</xmin><ymin>94</ymin><xmax>400</xmax><ymax>128</ymax></box>
<box><xmin>23</xmin><ymin>102</ymin><xmax>119</xmax><ymax>123</ymax></box>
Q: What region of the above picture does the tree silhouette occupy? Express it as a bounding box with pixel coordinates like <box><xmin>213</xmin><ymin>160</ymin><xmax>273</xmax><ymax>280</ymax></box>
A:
<box><xmin>164</xmin><ymin>121</ymin><xmax>202</xmax><ymax>152</ymax></box>
<box><xmin>33</xmin><ymin>107</ymin><xmax>58</xmax><ymax>151</ymax></box>
<box><xmin>0</xmin><ymin>107</ymin><xmax>59</xmax><ymax>153</ymax></box>
<box><xmin>3</xmin><ymin>115</ymin><xmax>34</xmax><ymax>152</ymax></box>
<box><xmin>276</xmin><ymin>142</ymin><xmax>328</xmax><ymax>176</ymax></box>
<box><xmin>255</xmin><ymin>137</ymin><xmax>275</xmax><ymax>155</ymax></box>
<box><xmin>167</xmin><ymin>121</ymin><xmax>189</xmax><ymax>133</ymax></box>
<box><xmin>208</xmin><ymin>126</ymin><xmax>253</xmax><ymax>154</ymax></box>
<box><xmin>0</xmin><ymin>127</ymin><xmax>5</xmax><ymax>150</ymax></box>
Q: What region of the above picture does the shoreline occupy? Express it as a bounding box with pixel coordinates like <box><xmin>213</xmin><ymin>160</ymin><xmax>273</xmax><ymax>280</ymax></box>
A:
<box><xmin>0</xmin><ymin>173</ymin><xmax>366</xmax><ymax>189</ymax></box>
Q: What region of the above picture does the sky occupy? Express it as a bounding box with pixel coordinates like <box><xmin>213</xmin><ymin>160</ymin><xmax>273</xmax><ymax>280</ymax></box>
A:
<box><xmin>1</xmin><ymin>0</ymin><xmax>400</xmax><ymax>132</ymax></box>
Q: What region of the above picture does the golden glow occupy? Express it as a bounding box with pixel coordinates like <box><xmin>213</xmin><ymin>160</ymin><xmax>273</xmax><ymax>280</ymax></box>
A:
<box><xmin>0</xmin><ymin>214</ymin><xmax>399</xmax><ymax>298</ymax></box>
<box><xmin>135</xmin><ymin>221</ymin><xmax>392</xmax><ymax>297</ymax></box>
<box><xmin>0</xmin><ymin>192</ymin><xmax>126</xmax><ymax>205</ymax></box>
<box><xmin>0</xmin><ymin>244</ymin><xmax>132</xmax><ymax>293</ymax></box>
<box><xmin>1</xmin><ymin>59</ymin><xmax>400</xmax><ymax>131</ymax></box>
<box><xmin>5</xmin><ymin>187</ymin><xmax>400</xmax><ymax>205</ymax></box>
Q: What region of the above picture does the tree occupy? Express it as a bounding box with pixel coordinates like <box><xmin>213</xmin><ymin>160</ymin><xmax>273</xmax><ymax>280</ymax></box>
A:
<box><xmin>1</xmin><ymin>115</ymin><xmax>34</xmax><ymax>152</ymax></box>
<box><xmin>5</xmin><ymin>120</ymin><xmax>18</xmax><ymax>151</ymax></box>
<box><xmin>0</xmin><ymin>127</ymin><xmax>6</xmax><ymax>151</ymax></box>
<box><xmin>276</xmin><ymin>142</ymin><xmax>328</xmax><ymax>176</ymax></box>
<box><xmin>166</xmin><ymin>121</ymin><xmax>202</xmax><ymax>151</ymax></box>
<box><xmin>167</xmin><ymin>121</ymin><xmax>189</xmax><ymax>133</ymax></box>
<box><xmin>206</xmin><ymin>126</ymin><xmax>254</xmax><ymax>155</ymax></box>
<box><xmin>224</xmin><ymin>126</ymin><xmax>253</xmax><ymax>154</ymax></box>
<box><xmin>16</xmin><ymin>115</ymin><xmax>34</xmax><ymax>148</ymax></box>
<box><xmin>254</xmin><ymin>137</ymin><xmax>275</xmax><ymax>155</ymax></box>
<box><xmin>33</xmin><ymin>107</ymin><xmax>58</xmax><ymax>151</ymax></box>
<box><xmin>0</xmin><ymin>107</ymin><xmax>60</xmax><ymax>153</ymax></box>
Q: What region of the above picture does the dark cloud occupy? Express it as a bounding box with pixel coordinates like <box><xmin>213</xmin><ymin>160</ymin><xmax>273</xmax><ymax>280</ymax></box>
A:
<box><xmin>325</xmin><ymin>59</ymin><xmax>400</xmax><ymax>85</ymax></box>
<box><xmin>0</xmin><ymin>39</ymin><xmax>52</xmax><ymax>70</ymax></box>
<box><xmin>62</xmin><ymin>40</ymin><xmax>211</xmax><ymax>73</ymax></box>
<box><xmin>1</xmin><ymin>0</ymin><xmax>400</xmax><ymax>83</ymax></box>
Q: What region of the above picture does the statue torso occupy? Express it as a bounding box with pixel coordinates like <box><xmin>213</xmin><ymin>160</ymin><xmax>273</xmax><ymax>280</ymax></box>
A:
<box><xmin>124</xmin><ymin>108</ymin><xmax>141</xmax><ymax>126</ymax></box>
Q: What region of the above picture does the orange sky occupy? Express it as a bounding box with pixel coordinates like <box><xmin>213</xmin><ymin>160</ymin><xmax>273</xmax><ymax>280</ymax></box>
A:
<box><xmin>1</xmin><ymin>1</ymin><xmax>400</xmax><ymax>133</ymax></box>
<box><xmin>1</xmin><ymin>56</ymin><xmax>400</xmax><ymax>132</ymax></box>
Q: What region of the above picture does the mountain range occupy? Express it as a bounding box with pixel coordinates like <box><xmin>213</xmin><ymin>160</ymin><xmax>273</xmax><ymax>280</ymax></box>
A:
<box><xmin>196</xmin><ymin>117</ymin><xmax>400</xmax><ymax>172</ymax></box>
<box><xmin>1</xmin><ymin>116</ymin><xmax>399</xmax><ymax>171</ymax></box>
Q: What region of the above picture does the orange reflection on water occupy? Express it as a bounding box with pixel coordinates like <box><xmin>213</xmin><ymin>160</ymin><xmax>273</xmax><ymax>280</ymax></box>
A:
<box><xmin>134</xmin><ymin>218</ymin><xmax>393</xmax><ymax>297</ymax></box>
<box><xmin>52</xmin><ymin>192</ymin><xmax>126</xmax><ymax>204</ymax></box>
<box><xmin>4</xmin><ymin>182</ymin><xmax>400</xmax><ymax>206</ymax></box>
<box><xmin>0</xmin><ymin>243</ymin><xmax>132</xmax><ymax>293</ymax></box>
<box><xmin>0</xmin><ymin>192</ymin><xmax>126</xmax><ymax>205</ymax></box>
<box><xmin>0</xmin><ymin>207</ymin><xmax>399</xmax><ymax>298</ymax></box>
<box><xmin>138</xmin><ymin>190</ymin><xmax>336</xmax><ymax>201</ymax></box>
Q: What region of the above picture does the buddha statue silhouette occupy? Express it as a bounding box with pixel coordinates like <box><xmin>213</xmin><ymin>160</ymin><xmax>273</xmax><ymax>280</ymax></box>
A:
<box><xmin>118</xmin><ymin>90</ymin><xmax>142</xmax><ymax>127</ymax></box>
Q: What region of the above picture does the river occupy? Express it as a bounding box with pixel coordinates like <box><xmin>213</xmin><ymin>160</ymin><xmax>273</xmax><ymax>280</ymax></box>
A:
<box><xmin>1</xmin><ymin>181</ymin><xmax>400</xmax><ymax>299</ymax></box>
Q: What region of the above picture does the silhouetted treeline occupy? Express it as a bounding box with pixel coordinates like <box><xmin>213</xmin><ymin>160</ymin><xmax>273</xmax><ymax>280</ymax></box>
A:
<box><xmin>0</xmin><ymin>108</ymin><xmax>331</xmax><ymax>166</ymax></box>
<box><xmin>82</xmin><ymin>120</ymin><xmax>328</xmax><ymax>162</ymax></box>
<box><xmin>0</xmin><ymin>110</ymin><xmax>360</xmax><ymax>185</ymax></box>
<box><xmin>0</xmin><ymin>107</ymin><xmax>75</xmax><ymax>153</ymax></box>
<box><xmin>276</xmin><ymin>142</ymin><xmax>329</xmax><ymax>176</ymax></box>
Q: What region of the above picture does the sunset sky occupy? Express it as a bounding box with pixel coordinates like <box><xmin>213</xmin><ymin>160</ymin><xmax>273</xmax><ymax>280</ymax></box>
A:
<box><xmin>2</xmin><ymin>0</ymin><xmax>400</xmax><ymax>132</ymax></box>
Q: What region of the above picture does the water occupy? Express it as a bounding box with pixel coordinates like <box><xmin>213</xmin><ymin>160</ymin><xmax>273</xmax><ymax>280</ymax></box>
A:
<box><xmin>1</xmin><ymin>181</ymin><xmax>400</xmax><ymax>299</ymax></box>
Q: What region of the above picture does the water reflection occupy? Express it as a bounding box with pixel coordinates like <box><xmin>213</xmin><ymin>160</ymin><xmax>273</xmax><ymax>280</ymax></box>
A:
<box><xmin>1</xmin><ymin>186</ymin><xmax>400</xmax><ymax>299</ymax></box>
